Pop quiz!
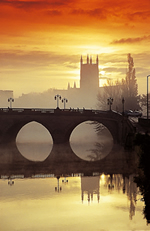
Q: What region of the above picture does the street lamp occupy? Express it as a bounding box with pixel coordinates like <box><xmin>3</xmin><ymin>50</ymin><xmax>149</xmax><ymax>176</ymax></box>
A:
<box><xmin>107</xmin><ymin>97</ymin><xmax>113</xmax><ymax>111</ymax></box>
<box><xmin>62</xmin><ymin>98</ymin><xmax>68</xmax><ymax>109</ymax></box>
<box><xmin>147</xmin><ymin>75</ymin><xmax>150</xmax><ymax>119</ymax></box>
<box><xmin>8</xmin><ymin>97</ymin><xmax>14</xmax><ymax>109</ymax></box>
<box><xmin>54</xmin><ymin>94</ymin><xmax>61</xmax><ymax>109</ymax></box>
<box><xmin>122</xmin><ymin>97</ymin><xmax>125</xmax><ymax>115</ymax></box>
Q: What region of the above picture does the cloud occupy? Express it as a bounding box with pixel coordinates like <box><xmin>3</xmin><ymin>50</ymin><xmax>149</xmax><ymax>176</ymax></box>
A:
<box><xmin>71</xmin><ymin>8</ymin><xmax>108</xmax><ymax>19</ymax></box>
<box><xmin>103</xmin><ymin>67</ymin><xmax>125</xmax><ymax>74</ymax></box>
<box><xmin>0</xmin><ymin>49</ymin><xmax>79</xmax><ymax>69</ymax></box>
<box><xmin>127</xmin><ymin>10</ymin><xmax>150</xmax><ymax>21</ymax></box>
<box><xmin>0</xmin><ymin>0</ymin><xmax>70</xmax><ymax>10</ymax></box>
<box><xmin>46</xmin><ymin>10</ymin><xmax>62</xmax><ymax>16</ymax></box>
<box><xmin>111</xmin><ymin>35</ymin><xmax>150</xmax><ymax>44</ymax></box>
<box><xmin>99</xmin><ymin>76</ymin><xmax>111</xmax><ymax>80</ymax></box>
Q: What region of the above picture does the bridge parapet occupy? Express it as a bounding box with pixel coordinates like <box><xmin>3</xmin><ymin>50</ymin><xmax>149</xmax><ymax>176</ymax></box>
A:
<box><xmin>0</xmin><ymin>108</ymin><xmax>135</xmax><ymax>147</ymax></box>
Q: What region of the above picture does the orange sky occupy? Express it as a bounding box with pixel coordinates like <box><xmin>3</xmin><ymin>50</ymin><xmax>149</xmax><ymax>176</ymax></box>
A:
<box><xmin>1</xmin><ymin>0</ymin><xmax>150</xmax><ymax>97</ymax></box>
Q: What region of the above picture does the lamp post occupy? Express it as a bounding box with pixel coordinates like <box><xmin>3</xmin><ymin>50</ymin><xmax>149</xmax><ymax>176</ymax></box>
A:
<box><xmin>122</xmin><ymin>97</ymin><xmax>125</xmax><ymax>115</ymax></box>
<box><xmin>107</xmin><ymin>97</ymin><xmax>113</xmax><ymax>111</ymax></box>
<box><xmin>62</xmin><ymin>98</ymin><xmax>68</xmax><ymax>109</ymax></box>
<box><xmin>8</xmin><ymin>97</ymin><xmax>14</xmax><ymax>109</ymax></box>
<box><xmin>147</xmin><ymin>75</ymin><xmax>150</xmax><ymax>119</ymax></box>
<box><xmin>54</xmin><ymin>94</ymin><xmax>61</xmax><ymax>109</ymax></box>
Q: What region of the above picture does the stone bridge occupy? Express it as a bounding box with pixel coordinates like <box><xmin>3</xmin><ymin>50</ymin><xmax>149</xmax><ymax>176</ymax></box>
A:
<box><xmin>0</xmin><ymin>108</ymin><xmax>135</xmax><ymax>146</ymax></box>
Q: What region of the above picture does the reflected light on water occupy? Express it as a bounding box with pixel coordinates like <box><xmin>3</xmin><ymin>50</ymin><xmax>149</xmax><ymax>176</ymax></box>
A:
<box><xmin>0</xmin><ymin>175</ymin><xmax>149</xmax><ymax>231</ymax></box>
<box><xmin>16</xmin><ymin>143</ymin><xmax>52</xmax><ymax>161</ymax></box>
<box><xmin>100</xmin><ymin>173</ymin><xmax>105</xmax><ymax>182</ymax></box>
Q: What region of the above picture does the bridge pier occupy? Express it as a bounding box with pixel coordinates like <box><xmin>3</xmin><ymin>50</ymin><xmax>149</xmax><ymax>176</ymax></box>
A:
<box><xmin>46</xmin><ymin>142</ymin><xmax>82</xmax><ymax>163</ymax></box>
<box><xmin>51</xmin><ymin>129</ymin><xmax>70</xmax><ymax>144</ymax></box>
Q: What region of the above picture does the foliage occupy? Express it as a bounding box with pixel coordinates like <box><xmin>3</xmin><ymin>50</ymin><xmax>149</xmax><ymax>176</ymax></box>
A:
<box><xmin>97</xmin><ymin>54</ymin><xmax>140</xmax><ymax>111</ymax></box>
<box><xmin>97</xmin><ymin>79</ymin><xmax>123</xmax><ymax>111</ymax></box>
<box><xmin>139</xmin><ymin>94</ymin><xmax>147</xmax><ymax>107</ymax></box>
<box><xmin>123</xmin><ymin>54</ymin><xmax>138</xmax><ymax>109</ymax></box>
<box><xmin>87</xmin><ymin>142</ymin><xmax>104</xmax><ymax>161</ymax></box>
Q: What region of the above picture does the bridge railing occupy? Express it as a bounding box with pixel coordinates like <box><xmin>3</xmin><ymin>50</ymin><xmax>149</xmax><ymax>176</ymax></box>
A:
<box><xmin>0</xmin><ymin>108</ymin><xmax>123</xmax><ymax>117</ymax></box>
<box><xmin>0</xmin><ymin>108</ymin><xmax>55</xmax><ymax>114</ymax></box>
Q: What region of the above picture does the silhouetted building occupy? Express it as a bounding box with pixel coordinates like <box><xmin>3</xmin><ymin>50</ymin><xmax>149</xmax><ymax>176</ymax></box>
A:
<box><xmin>80</xmin><ymin>55</ymin><xmax>99</xmax><ymax>94</ymax></box>
<box><xmin>65</xmin><ymin>55</ymin><xmax>100</xmax><ymax>108</ymax></box>
<box><xmin>15</xmin><ymin>55</ymin><xmax>100</xmax><ymax>109</ymax></box>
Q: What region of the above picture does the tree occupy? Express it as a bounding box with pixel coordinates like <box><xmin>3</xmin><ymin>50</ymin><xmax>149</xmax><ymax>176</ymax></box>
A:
<box><xmin>97</xmin><ymin>79</ymin><xmax>123</xmax><ymax>111</ymax></box>
<box><xmin>97</xmin><ymin>54</ymin><xmax>140</xmax><ymax>111</ymax></box>
<box><xmin>122</xmin><ymin>54</ymin><xmax>139</xmax><ymax>110</ymax></box>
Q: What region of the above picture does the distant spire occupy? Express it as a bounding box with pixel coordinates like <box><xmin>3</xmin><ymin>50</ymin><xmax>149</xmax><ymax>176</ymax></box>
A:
<box><xmin>87</xmin><ymin>54</ymin><xmax>89</xmax><ymax>64</ymax></box>
<box><xmin>67</xmin><ymin>82</ymin><xmax>70</xmax><ymax>90</ymax></box>
<box><xmin>96</xmin><ymin>55</ymin><xmax>99</xmax><ymax>65</ymax></box>
<box><xmin>80</xmin><ymin>55</ymin><xmax>83</xmax><ymax>64</ymax></box>
<box><xmin>74</xmin><ymin>82</ymin><xmax>76</xmax><ymax>88</ymax></box>
<box><xmin>90</xmin><ymin>56</ymin><xmax>92</xmax><ymax>64</ymax></box>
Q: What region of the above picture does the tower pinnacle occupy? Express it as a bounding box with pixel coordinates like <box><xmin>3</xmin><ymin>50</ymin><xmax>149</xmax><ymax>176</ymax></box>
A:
<box><xmin>90</xmin><ymin>56</ymin><xmax>92</xmax><ymax>64</ymax></box>
<box><xmin>87</xmin><ymin>55</ymin><xmax>89</xmax><ymax>64</ymax></box>
<box><xmin>96</xmin><ymin>55</ymin><xmax>99</xmax><ymax>64</ymax></box>
<box><xmin>96</xmin><ymin>55</ymin><xmax>99</xmax><ymax>65</ymax></box>
<box><xmin>80</xmin><ymin>55</ymin><xmax>83</xmax><ymax>64</ymax></box>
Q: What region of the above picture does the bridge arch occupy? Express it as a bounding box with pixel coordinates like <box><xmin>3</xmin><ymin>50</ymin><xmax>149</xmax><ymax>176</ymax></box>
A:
<box><xmin>58</xmin><ymin>111</ymin><xmax>130</xmax><ymax>145</ymax></box>
<box><xmin>15</xmin><ymin>121</ymin><xmax>53</xmax><ymax>162</ymax></box>
<box><xmin>0</xmin><ymin>109</ymin><xmax>135</xmax><ymax>147</ymax></box>
<box><xmin>66</xmin><ymin>118</ymin><xmax>118</xmax><ymax>145</ymax></box>
<box><xmin>69</xmin><ymin>120</ymin><xmax>113</xmax><ymax>161</ymax></box>
<box><xmin>1</xmin><ymin>119</ymin><xmax>54</xmax><ymax>145</ymax></box>
<box><xmin>16</xmin><ymin>121</ymin><xmax>53</xmax><ymax>143</ymax></box>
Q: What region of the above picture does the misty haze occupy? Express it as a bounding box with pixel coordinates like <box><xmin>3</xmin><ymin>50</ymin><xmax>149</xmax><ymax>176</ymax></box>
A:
<box><xmin>1</xmin><ymin>0</ymin><xmax>150</xmax><ymax>229</ymax></box>
<box><xmin>16</xmin><ymin>122</ymin><xmax>53</xmax><ymax>161</ymax></box>
<box><xmin>16</xmin><ymin>120</ymin><xmax>113</xmax><ymax>162</ymax></box>
<box><xmin>0</xmin><ymin>53</ymin><xmax>150</xmax><ymax>231</ymax></box>
<box><xmin>70</xmin><ymin>121</ymin><xmax>113</xmax><ymax>161</ymax></box>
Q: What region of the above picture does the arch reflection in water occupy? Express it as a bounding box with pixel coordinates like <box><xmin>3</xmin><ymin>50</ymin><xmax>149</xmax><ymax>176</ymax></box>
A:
<box><xmin>16</xmin><ymin>121</ymin><xmax>53</xmax><ymax>162</ymax></box>
<box><xmin>70</xmin><ymin>121</ymin><xmax>113</xmax><ymax>161</ymax></box>
<box><xmin>0</xmin><ymin>173</ymin><xmax>148</xmax><ymax>230</ymax></box>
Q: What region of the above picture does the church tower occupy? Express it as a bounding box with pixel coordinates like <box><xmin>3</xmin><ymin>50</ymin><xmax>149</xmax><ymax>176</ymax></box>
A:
<box><xmin>80</xmin><ymin>55</ymin><xmax>99</xmax><ymax>93</ymax></box>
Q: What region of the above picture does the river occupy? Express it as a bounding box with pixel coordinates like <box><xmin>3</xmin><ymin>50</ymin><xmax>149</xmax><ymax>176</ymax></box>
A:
<box><xmin>0</xmin><ymin>122</ymin><xmax>149</xmax><ymax>230</ymax></box>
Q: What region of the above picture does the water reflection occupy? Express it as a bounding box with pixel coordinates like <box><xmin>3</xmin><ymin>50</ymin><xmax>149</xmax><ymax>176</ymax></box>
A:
<box><xmin>0</xmin><ymin>140</ymin><xmax>149</xmax><ymax>230</ymax></box>
<box><xmin>55</xmin><ymin>176</ymin><xmax>62</xmax><ymax>192</ymax></box>
<box><xmin>70</xmin><ymin>121</ymin><xmax>113</xmax><ymax>161</ymax></box>
<box><xmin>81</xmin><ymin>176</ymin><xmax>100</xmax><ymax>203</ymax></box>
<box><xmin>15</xmin><ymin>121</ymin><xmax>113</xmax><ymax>162</ymax></box>
<box><xmin>16</xmin><ymin>122</ymin><xmax>53</xmax><ymax>161</ymax></box>
<box><xmin>16</xmin><ymin>143</ymin><xmax>52</xmax><ymax>161</ymax></box>
<box><xmin>134</xmin><ymin>133</ymin><xmax>150</xmax><ymax>224</ymax></box>
<box><xmin>0</xmin><ymin>173</ymin><xmax>148</xmax><ymax>231</ymax></box>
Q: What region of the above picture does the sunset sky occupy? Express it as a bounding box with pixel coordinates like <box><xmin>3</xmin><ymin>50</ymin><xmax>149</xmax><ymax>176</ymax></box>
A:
<box><xmin>1</xmin><ymin>0</ymin><xmax>150</xmax><ymax>97</ymax></box>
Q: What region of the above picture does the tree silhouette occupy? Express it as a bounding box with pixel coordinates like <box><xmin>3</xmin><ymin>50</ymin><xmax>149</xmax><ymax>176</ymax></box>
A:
<box><xmin>87</xmin><ymin>142</ymin><xmax>104</xmax><ymax>161</ymax></box>
<box><xmin>97</xmin><ymin>54</ymin><xmax>140</xmax><ymax>111</ymax></box>
<box><xmin>122</xmin><ymin>54</ymin><xmax>138</xmax><ymax>110</ymax></box>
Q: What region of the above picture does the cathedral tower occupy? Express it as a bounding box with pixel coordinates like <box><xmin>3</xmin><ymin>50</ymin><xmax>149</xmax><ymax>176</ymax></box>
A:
<box><xmin>80</xmin><ymin>55</ymin><xmax>99</xmax><ymax>93</ymax></box>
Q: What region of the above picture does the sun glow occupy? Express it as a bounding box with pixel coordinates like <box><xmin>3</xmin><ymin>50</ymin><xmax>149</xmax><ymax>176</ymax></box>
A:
<box><xmin>99</xmin><ymin>70</ymin><xmax>106</xmax><ymax>76</ymax></box>
<box><xmin>0</xmin><ymin>0</ymin><xmax>149</xmax><ymax>96</ymax></box>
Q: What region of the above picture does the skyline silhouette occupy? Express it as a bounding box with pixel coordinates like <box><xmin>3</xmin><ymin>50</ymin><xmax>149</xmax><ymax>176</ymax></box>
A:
<box><xmin>0</xmin><ymin>0</ymin><xmax>150</xmax><ymax>97</ymax></box>
<box><xmin>0</xmin><ymin>54</ymin><xmax>146</xmax><ymax>111</ymax></box>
